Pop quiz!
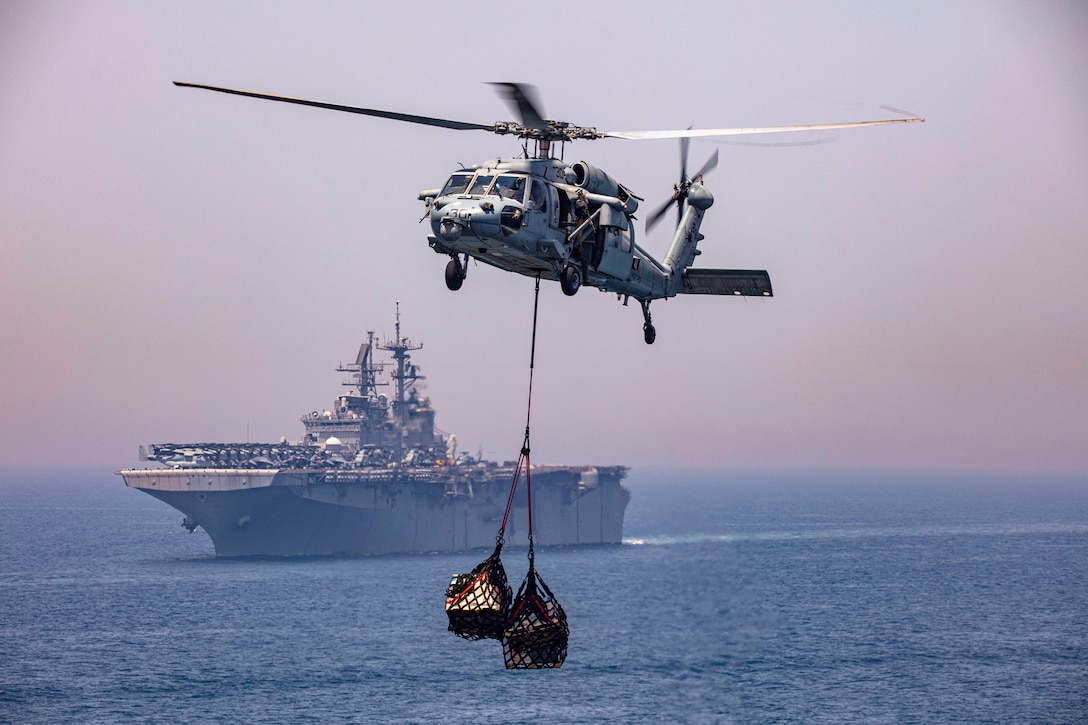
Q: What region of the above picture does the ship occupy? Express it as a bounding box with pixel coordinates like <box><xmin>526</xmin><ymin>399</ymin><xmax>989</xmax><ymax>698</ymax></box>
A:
<box><xmin>117</xmin><ymin>307</ymin><xmax>630</xmax><ymax>557</ymax></box>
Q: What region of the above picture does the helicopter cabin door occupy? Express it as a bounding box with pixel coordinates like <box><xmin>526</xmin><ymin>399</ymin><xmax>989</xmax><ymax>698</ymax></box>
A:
<box><xmin>596</xmin><ymin>209</ymin><xmax>633</xmax><ymax>281</ymax></box>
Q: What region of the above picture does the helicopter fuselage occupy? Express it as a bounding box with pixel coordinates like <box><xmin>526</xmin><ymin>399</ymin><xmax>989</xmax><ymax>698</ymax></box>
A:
<box><xmin>421</xmin><ymin>157</ymin><xmax>673</xmax><ymax>302</ymax></box>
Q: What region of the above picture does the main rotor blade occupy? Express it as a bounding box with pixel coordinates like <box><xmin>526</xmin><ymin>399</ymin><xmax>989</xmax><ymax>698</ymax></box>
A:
<box><xmin>601</xmin><ymin>116</ymin><xmax>923</xmax><ymax>140</ymax></box>
<box><xmin>174</xmin><ymin>82</ymin><xmax>497</xmax><ymax>132</ymax></box>
<box><xmin>488</xmin><ymin>82</ymin><xmax>549</xmax><ymax>131</ymax></box>
<box><xmin>709</xmin><ymin>136</ymin><xmax>837</xmax><ymax>147</ymax></box>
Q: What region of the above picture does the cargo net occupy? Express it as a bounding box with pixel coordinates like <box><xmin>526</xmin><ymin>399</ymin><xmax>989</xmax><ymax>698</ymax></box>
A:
<box><xmin>502</xmin><ymin>565</ymin><xmax>569</xmax><ymax>669</ymax></box>
<box><xmin>445</xmin><ymin>544</ymin><xmax>512</xmax><ymax>641</ymax></box>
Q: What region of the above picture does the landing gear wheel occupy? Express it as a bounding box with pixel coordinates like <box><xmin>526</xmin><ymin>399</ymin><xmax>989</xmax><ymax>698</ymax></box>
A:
<box><xmin>640</xmin><ymin>299</ymin><xmax>656</xmax><ymax>344</ymax></box>
<box><xmin>560</xmin><ymin>265</ymin><xmax>581</xmax><ymax>296</ymax></box>
<box><xmin>445</xmin><ymin>258</ymin><xmax>465</xmax><ymax>291</ymax></box>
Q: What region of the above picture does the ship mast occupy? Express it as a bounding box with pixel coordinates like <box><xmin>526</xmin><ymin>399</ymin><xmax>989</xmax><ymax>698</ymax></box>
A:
<box><xmin>380</xmin><ymin>301</ymin><xmax>424</xmax><ymax>453</ymax></box>
<box><xmin>337</xmin><ymin>330</ymin><xmax>386</xmax><ymax>397</ymax></box>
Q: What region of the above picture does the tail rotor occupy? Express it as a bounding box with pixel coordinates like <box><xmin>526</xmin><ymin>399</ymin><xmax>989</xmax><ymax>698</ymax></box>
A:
<box><xmin>646</xmin><ymin>135</ymin><xmax>718</xmax><ymax>234</ymax></box>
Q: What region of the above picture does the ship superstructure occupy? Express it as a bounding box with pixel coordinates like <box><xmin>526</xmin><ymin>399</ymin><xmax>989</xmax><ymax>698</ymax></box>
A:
<box><xmin>119</xmin><ymin>307</ymin><xmax>630</xmax><ymax>557</ymax></box>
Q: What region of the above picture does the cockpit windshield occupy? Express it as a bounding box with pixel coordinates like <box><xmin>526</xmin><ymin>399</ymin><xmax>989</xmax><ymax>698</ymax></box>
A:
<box><xmin>440</xmin><ymin>172</ymin><xmax>473</xmax><ymax>197</ymax></box>
<box><xmin>467</xmin><ymin>175</ymin><xmax>495</xmax><ymax>196</ymax></box>
<box><xmin>493</xmin><ymin>175</ymin><xmax>527</xmax><ymax>203</ymax></box>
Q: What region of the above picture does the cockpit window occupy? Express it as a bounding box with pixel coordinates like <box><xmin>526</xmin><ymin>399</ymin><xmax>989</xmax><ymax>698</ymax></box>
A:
<box><xmin>440</xmin><ymin>172</ymin><xmax>473</xmax><ymax>196</ymax></box>
<box><xmin>467</xmin><ymin>174</ymin><xmax>495</xmax><ymax>196</ymax></box>
<box><xmin>493</xmin><ymin>175</ymin><xmax>527</xmax><ymax>203</ymax></box>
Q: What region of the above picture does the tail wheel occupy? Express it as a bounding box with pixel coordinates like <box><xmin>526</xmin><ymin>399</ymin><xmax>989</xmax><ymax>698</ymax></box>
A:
<box><xmin>445</xmin><ymin>258</ymin><xmax>465</xmax><ymax>291</ymax></box>
<box><xmin>560</xmin><ymin>264</ymin><xmax>581</xmax><ymax>296</ymax></box>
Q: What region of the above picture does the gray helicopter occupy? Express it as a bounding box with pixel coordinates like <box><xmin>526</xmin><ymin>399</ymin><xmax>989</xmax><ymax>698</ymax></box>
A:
<box><xmin>175</xmin><ymin>82</ymin><xmax>922</xmax><ymax>344</ymax></box>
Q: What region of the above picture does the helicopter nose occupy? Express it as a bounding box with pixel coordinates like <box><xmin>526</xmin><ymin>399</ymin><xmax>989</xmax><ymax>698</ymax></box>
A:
<box><xmin>467</xmin><ymin>206</ymin><xmax>500</xmax><ymax>239</ymax></box>
<box><xmin>438</xmin><ymin>218</ymin><xmax>462</xmax><ymax>242</ymax></box>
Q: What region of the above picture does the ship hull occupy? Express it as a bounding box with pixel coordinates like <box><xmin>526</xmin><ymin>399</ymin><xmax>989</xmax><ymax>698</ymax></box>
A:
<box><xmin>121</xmin><ymin>466</ymin><xmax>629</xmax><ymax>557</ymax></box>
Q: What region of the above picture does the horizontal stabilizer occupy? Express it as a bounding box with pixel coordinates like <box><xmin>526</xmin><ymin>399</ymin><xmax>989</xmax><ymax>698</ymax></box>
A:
<box><xmin>680</xmin><ymin>268</ymin><xmax>773</xmax><ymax>296</ymax></box>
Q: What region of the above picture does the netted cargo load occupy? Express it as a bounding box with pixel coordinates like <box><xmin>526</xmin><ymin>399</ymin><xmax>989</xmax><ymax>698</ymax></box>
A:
<box><xmin>444</xmin><ymin>277</ymin><xmax>570</xmax><ymax>668</ymax></box>
<box><xmin>502</xmin><ymin>565</ymin><xmax>569</xmax><ymax>669</ymax></box>
<box><xmin>445</xmin><ymin>544</ymin><xmax>512</xmax><ymax>641</ymax></box>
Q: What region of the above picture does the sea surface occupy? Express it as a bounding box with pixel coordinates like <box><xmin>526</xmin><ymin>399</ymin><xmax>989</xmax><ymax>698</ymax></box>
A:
<box><xmin>1</xmin><ymin>469</ymin><xmax>1086</xmax><ymax>724</ymax></box>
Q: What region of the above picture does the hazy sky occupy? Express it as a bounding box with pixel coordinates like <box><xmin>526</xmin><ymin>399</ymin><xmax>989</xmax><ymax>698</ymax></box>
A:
<box><xmin>2</xmin><ymin>1</ymin><xmax>1086</xmax><ymax>474</ymax></box>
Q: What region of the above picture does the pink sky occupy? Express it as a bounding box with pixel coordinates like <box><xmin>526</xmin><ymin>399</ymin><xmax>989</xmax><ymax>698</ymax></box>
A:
<box><xmin>1</xmin><ymin>1</ymin><xmax>1086</xmax><ymax>474</ymax></box>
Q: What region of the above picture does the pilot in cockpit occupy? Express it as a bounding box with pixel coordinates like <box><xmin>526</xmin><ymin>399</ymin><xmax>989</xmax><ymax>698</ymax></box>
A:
<box><xmin>494</xmin><ymin>175</ymin><xmax>526</xmax><ymax>202</ymax></box>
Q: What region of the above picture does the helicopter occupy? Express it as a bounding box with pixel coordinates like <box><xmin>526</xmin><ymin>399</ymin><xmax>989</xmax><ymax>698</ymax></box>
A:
<box><xmin>175</xmin><ymin>81</ymin><xmax>922</xmax><ymax>344</ymax></box>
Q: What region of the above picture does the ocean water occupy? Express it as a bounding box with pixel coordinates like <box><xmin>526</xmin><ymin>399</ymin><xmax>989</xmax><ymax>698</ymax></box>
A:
<box><xmin>1</xmin><ymin>469</ymin><xmax>1086</xmax><ymax>724</ymax></box>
